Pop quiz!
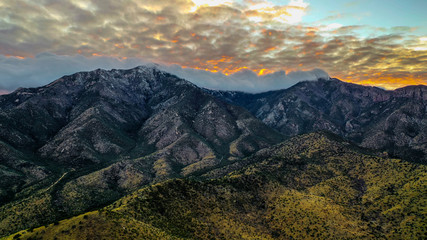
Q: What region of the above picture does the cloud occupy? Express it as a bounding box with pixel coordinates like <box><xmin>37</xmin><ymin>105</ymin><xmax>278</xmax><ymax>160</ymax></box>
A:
<box><xmin>0</xmin><ymin>53</ymin><xmax>329</xmax><ymax>93</ymax></box>
<box><xmin>162</xmin><ymin>64</ymin><xmax>330</xmax><ymax>92</ymax></box>
<box><xmin>0</xmin><ymin>0</ymin><xmax>425</xmax><ymax>90</ymax></box>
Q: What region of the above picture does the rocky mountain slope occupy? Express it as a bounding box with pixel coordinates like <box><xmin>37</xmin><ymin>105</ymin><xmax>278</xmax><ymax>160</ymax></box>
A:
<box><xmin>208</xmin><ymin>78</ymin><xmax>427</xmax><ymax>163</ymax></box>
<box><xmin>0</xmin><ymin>66</ymin><xmax>281</xmax><ymax>166</ymax></box>
<box><xmin>0</xmin><ymin>66</ymin><xmax>425</xmax><ymax>238</ymax></box>
<box><xmin>6</xmin><ymin>132</ymin><xmax>426</xmax><ymax>239</ymax></box>
<box><xmin>0</xmin><ymin>66</ymin><xmax>283</xmax><ymax>236</ymax></box>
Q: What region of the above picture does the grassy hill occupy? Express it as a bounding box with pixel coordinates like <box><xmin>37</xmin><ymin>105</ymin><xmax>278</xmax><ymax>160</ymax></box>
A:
<box><xmin>5</xmin><ymin>132</ymin><xmax>426</xmax><ymax>239</ymax></box>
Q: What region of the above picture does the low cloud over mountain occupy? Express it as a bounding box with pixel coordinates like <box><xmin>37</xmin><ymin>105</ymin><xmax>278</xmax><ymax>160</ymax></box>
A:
<box><xmin>0</xmin><ymin>53</ymin><xmax>329</xmax><ymax>93</ymax></box>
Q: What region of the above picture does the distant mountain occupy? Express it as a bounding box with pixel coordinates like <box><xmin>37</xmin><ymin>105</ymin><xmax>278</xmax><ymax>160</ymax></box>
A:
<box><xmin>7</xmin><ymin>132</ymin><xmax>426</xmax><ymax>239</ymax></box>
<box><xmin>208</xmin><ymin>78</ymin><xmax>427</xmax><ymax>163</ymax></box>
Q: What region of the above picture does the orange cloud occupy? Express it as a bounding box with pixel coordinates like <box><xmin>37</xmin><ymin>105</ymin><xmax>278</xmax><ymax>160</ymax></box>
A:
<box><xmin>5</xmin><ymin>55</ymin><xmax>26</xmax><ymax>59</ymax></box>
<box><xmin>335</xmin><ymin>71</ymin><xmax>427</xmax><ymax>90</ymax></box>
<box><xmin>264</xmin><ymin>47</ymin><xmax>277</xmax><ymax>52</ymax></box>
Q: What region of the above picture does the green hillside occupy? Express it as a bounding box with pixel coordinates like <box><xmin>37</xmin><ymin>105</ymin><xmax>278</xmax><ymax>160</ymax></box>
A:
<box><xmin>6</xmin><ymin>132</ymin><xmax>426</xmax><ymax>239</ymax></box>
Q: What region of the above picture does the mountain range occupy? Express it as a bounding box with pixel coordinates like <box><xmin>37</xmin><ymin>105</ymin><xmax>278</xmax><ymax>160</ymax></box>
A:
<box><xmin>208</xmin><ymin>78</ymin><xmax>426</xmax><ymax>163</ymax></box>
<box><xmin>0</xmin><ymin>66</ymin><xmax>425</xmax><ymax>239</ymax></box>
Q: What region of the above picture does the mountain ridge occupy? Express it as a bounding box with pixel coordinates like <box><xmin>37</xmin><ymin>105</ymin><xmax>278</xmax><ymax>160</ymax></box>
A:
<box><xmin>0</xmin><ymin>65</ymin><xmax>284</xmax><ymax>236</ymax></box>
<box><xmin>207</xmin><ymin>78</ymin><xmax>427</xmax><ymax>163</ymax></box>
<box><xmin>0</xmin><ymin>65</ymin><xmax>425</xmax><ymax>238</ymax></box>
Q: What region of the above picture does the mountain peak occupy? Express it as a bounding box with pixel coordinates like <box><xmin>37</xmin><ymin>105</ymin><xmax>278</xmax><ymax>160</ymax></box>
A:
<box><xmin>393</xmin><ymin>84</ymin><xmax>427</xmax><ymax>100</ymax></box>
<box><xmin>0</xmin><ymin>64</ymin><xmax>283</xmax><ymax>167</ymax></box>
<box><xmin>211</xmin><ymin>77</ymin><xmax>426</xmax><ymax>163</ymax></box>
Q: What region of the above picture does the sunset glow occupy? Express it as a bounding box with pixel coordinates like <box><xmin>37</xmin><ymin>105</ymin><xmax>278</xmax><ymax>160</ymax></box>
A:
<box><xmin>190</xmin><ymin>0</ymin><xmax>234</xmax><ymax>12</ymax></box>
<box><xmin>0</xmin><ymin>0</ymin><xmax>425</xmax><ymax>92</ymax></box>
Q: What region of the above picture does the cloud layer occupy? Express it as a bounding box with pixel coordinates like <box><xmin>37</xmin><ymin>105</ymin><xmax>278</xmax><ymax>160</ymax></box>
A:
<box><xmin>0</xmin><ymin>0</ymin><xmax>426</xmax><ymax>90</ymax></box>
<box><xmin>0</xmin><ymin>53</ymin><xmax>329</xmax><ymax>93</ymax></box>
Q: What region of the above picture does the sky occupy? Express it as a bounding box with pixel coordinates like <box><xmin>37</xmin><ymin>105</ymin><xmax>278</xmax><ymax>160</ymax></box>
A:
<box><xmin>0</xmin><ymin>0</ymin><xmax>426</xmax><ymax>93</ymax></box>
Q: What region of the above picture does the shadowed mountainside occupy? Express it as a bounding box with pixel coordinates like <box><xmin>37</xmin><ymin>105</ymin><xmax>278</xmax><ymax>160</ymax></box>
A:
<box><xmin>208</xmin><ymin>78</ymin><xmax>427</xmax><ymax>163</ymax></box>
